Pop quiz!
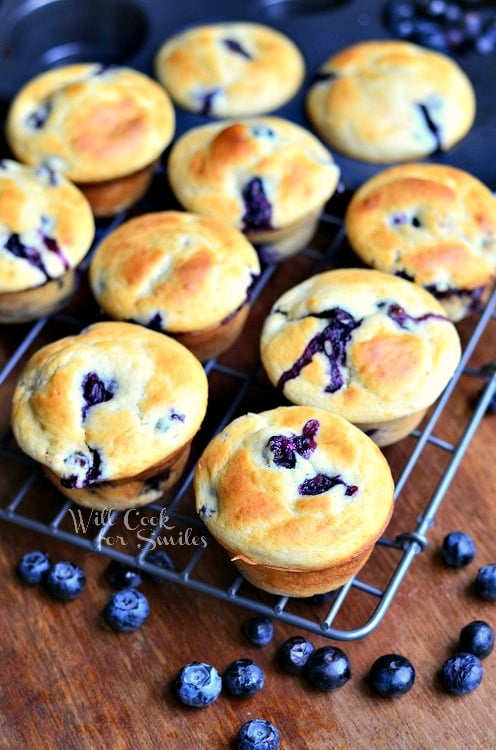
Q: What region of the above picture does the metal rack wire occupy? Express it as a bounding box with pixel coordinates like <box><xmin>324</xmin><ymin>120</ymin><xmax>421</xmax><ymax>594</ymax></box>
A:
<box><xmin>1</xmin><ymin>182</ymin><xmax>495</xmax><ymax>641</ymax></box>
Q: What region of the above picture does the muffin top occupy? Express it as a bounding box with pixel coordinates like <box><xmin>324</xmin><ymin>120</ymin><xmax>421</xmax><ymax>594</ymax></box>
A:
<box><xmin>260</xmin><ymin>268</ymin><xmax>461</xmax><ymax>423</ymax></box>
<box><xmin>0</xmin><ymin>159</ymin><xmax>95</xmax><ymax>292</ymax></box>
<box><xmin>11</xmin><ymin>321</ymin><xmax>208</xmax><ymax>486</ymax></box>
<box><xmin>89</xmin><ymin>211</ymin><xmax>260</xmax><ymax>332</ymax></box>
<box><xmin>305</xmin><ymin>39</ymin><xmax>475</xmax><ymax>163</ymax></box>
<box><xmin>194</xmin><ymin>405</ymin><xmax>394</xmax><ymax>569</ymax></box>
<box><xmin>154</xmin><ymin>21</ymin><xmax>305</xmax><ymax>117</ymax></box>
<box><xmin>167</xmin><ymin>117</ymin><xmax>340</xmax><ymax>231</ymax></box>
<box><xmin>345</xmin><ymin>163</ymin><xmax>496</xmax><ymax>297</ymax></box>
<box><xmin>6</xmin><ymin>64</ymin><xmax>176</xmax><ymax>183</ymax></box>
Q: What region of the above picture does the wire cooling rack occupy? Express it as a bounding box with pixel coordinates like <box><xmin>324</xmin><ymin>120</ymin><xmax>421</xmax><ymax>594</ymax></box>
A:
<box><xmin>1</xmin><ymin>169</ymin><xmax>495</xmax><ymax>641</ymax></box>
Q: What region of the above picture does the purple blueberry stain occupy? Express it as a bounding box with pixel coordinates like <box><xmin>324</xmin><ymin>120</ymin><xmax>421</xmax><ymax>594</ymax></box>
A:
<box><xmin>220</xmin><ymin>272</ymin><xmax>260</xmax><ymax>324</ymax></box>
<box><xmin>223</xmin><ymin>38</ymin><xmax>252</xmax><ymax>59</ymax></box>
<box><xmin>148</xmin><ymin>312</ymin><xmax>164</xmax><ymax>332</ymax></box>
<box><xmin>198</xmin><ymin>90</ymin><xmax>219</xmax><ymax>116</ymax></box>
<box><xmin>36</xmin><ymin>163</ymin><xmax>60</xmax><ymax>187</ymax></box>
<box><xmin>81</xmin><ymin>372</ymin><xmax>115</xmax><ymax>421</ymax></box>
<box><xmin>154</xmin><ymin>409</ymin><xmax>185</xmax><ymax>434</ymax></box>
<box><xmin>277</xmin><ymin>307</ymin><xmax>362</xmax><ymax>394</ymax></box>
<box><xmin>4</xmin><ymin>233</ymin><xmax>49</xmax><ymax>278</ymax></box>
<box><xmin>380</xmin><ymin>301</ymin><xmax>448</xmax><ymax>328</ymax></box>
<box><xmin>267</xmin><ymin>419</ymin><xmax>320</xmax><ymax>469</ymax></box>
<box><xmin>26</xmin><ymin>101</ymin><xmax>52</xmax><ymax>130</ymax></box>
<box><xmin>395</xmin><ymin>271</ymin><xmax>484</xmax><ymax>313</ymax></box>
<box><xmin>299</xmin><ymin>473</ymin><xmax>358</xmax><ymax>497</ymax></box>
<box><xmin>417</xmin><ymin>102</ymin><xmax>442</xmax><ymax>153</ymax></box>
<box><xmin>241</xmin><ymin>177</ymin><xmax>273</xmax><ymax>232</ymax></box>
<box><xmin>198</xmin><ymin>504</ymin><xmax>216</xmax><ymax>520</ymax></box>
<box><xmin>61</xmin><ymin>447</ymin><xmax>102</xmax><ymax>489</ymax></box>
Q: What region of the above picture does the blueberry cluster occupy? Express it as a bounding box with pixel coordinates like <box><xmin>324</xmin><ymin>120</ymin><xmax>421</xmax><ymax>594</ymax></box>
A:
<box><xmin>17</xmin><ymin>550</ymin><xmax>86</xmax><ymax>601</ymax></box>
<box><xmin>277</xmin><ymin>634</ymin><xmax>352</xmax><ymax>691</ymax></box>
<box><xmin>383</xmin><ymin>0</ymin><xmax>496</xmax><ymax>55</ymax></box>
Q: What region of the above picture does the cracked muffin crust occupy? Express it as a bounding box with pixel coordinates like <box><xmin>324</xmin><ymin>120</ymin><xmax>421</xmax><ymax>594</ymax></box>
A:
<box><xmin>5</xmin><ymin>64</ymin><xmax>175</xmax><ymax>216</ymax></box>
<box><xmin>11</xmin><ymin>321</ymin><xmax>208</xmax><ymax>509</ymax></box>
<box><xmin>194</xmin><ymin>405</ymin><xmax>394</xmax><ymax>596</ymax></box>
<box><xmin>305</xmin><ymin>39</ymin><xmax>475</xmax><ymax>163</ymax></box>
<box><xmin>167</xmin><ymin>117</ymin><xmax>341</xmax><ymax>262</ymax></box>
<box><xmin>89</xmin><ymin>211</ymin><xmax>261</xmax><ymax>361</ymax></box>
<box><xmin>260</xmin><ymin>268</ymin><xmax>461</xmax><ymax>446</ymax></box>
<box><xmin>0</xmin><ymin>159</ymin><xmax>94</xmax><ymax>323</ymax></box>
<box><xmin>154</xmin><ymin>21</ymin><xmax>305</xmax><ymax>117</ymax></box>
<box><xmin>344</xmin><ymin>163</ymin><xmax>496</xmax><ymax>322</ymax></box>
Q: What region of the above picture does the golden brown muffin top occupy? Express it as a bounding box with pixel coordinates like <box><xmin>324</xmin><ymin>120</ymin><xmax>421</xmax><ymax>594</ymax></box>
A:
<box><xmin>194</xmin><ymin>405</ymin><xmax>394</xmax><ymax>569</ymax></box>
<box><xmin>11</xmin><ymin>322</ymin><xmax>208</xmax><ymax>485</ymax></box>
<box><xmin>0</xmin><ymin>159</ymin><xmax>94</xmax><ymax>292</ymax></box>
<box><xmin>306</xmin><ymin>39</ymin><xmax>475</xmax><ymax>163</ymax></box>
<box><xmin>260</xmin><ymin>268</ymin><xmax>461</xmax><ymax>422</ymax></box>
<box><xmin>89</xmin><ymin>211</ymin><xmax>260</xmax><ymax>332</ymax></box>
<box><xmin>154</xmin><ymin>21</ymin><xmax>305</xmax><ymax>117</ymax></box>
<box><xmin>345</xmin><ymin>163</ymin><xmax>496</xmax><ymax>301</ymax></box>
<box><xmin>167</xmin><ymin>117</ymin><xmax>340</xmax><ymax>231</ymax></box>
<box><xmin>6</xmin><ymin>64</ymin><xmax>175</xmax><ymax>182</ymax></box>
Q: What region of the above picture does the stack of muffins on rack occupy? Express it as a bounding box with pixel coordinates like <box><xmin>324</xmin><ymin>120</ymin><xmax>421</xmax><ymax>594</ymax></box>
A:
<box><xmin>5</xmin><ymin>21</ymin><xmax>495</xmax><ymax>600</ymax></box>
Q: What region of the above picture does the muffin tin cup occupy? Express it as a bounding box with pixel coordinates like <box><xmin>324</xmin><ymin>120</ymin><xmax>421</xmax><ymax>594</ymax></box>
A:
<box><xmin>172</xmin><ymin>302</ymin><xmax>251</xmax><ymax>363</ymax></box>
<box><xmin>0</xmin><ymin>268</ymin><xmax>81</xmax><ymax>324</ymax></box>
<box><xmin>44</xmin><ymin>441</ymin><xmax>192</xmax><ymax>511</ymax></box>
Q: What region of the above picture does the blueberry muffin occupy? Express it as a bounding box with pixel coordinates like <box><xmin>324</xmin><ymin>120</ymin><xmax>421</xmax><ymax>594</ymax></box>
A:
<box><xmin>194</xmin><ymin>405</ymin><xmax>394</xmax><ymax>597</ymax></box>
<box><xmin>345</xmin><ymin>163</ymin><xmax>496</xmax><ymax>322</ymax></box>
<box><xmin>260</xmin><ymin>269</ymin><xmax>461</xmax><ymax>446</ymax></box>
<box><xmin>154</xmin><ymin>21</ymin><xmax>305</xmax><ymax>117</ymax></box>
<box><xmin>305</xmin><ymin>39</ymin><xmax>475</xmax><ymax>163</ymax></box>
<box><xmin>5</xmin><ymin>64</ymin><xmax>175</xmax><ymax>217</ymax></box>
<box><xmin>11</xmin><ymin>321</ymin><xmax>208</xmax><ymax>510</ymax></box>
<box><xmin>89</xmin><ymin>211</ymin><xmax>261</xmax><ymax>361</ymax></box>
<box><xmin>0</xmin><ymin>159</ymin><xmax>94</xmax><ymax>324</ymax></box>
<box><xmin>167</xmin><ymin>117</ymin><xmax>340</xmax><ymax>262</ymax></box>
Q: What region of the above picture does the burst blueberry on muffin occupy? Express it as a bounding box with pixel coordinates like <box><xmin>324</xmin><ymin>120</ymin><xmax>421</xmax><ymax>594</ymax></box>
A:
<box><xmin>194</xmin><ymin>405</ymin><xmax>394</xmax><ymax>597</ymax></box>
<box><xmin>11</xmin><ymin>321</ymin><xmax>208</xmax><ymax>510</ymax></box>
<box><xmin>305</xmin><ymin>39</ymin><xmax>475</xmax><ymax>163</ymax></box>
<box><xmin>89</xmin><ymin>211</ymin><xmax>261</xmax><ymax>361</ymax></box>
<box><xmin>260</xmin><ymin>268</ymin><xmax>461</xmax><ymax>446</ymax></box>
<box><xmin>345</xmin><ymin>163</ymin><xmax>496</xmax><ymax>322</ymax></box>
<box><xmin>0</xmin><ymin>159</ymin><xmax>94</xmax><ymax>323</ymax></box>
<box><xmin>166</xmin><ymin>117</ymin><xmax>340</xmax><ymax>263</ymax></box>
<box><xmin>154</xmin><ymin>21</ymin><xmax>305</xmax><ymax>117</ymax></box>
<box><xmin>5</xmin><ymin>64</ymin><xmax>175</xmax><ymax>217</ymax></box>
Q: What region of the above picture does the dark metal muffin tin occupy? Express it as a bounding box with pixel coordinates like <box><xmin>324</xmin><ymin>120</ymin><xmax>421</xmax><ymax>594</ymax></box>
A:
<box><xmin>0</xmin><ymin>0</ymin><xmax>494</xmax><ymax>190</ymax></box>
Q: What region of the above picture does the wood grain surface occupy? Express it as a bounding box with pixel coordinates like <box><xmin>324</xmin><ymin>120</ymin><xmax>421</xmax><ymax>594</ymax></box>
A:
<box><xmin>0</xmin><ymin>225</ymin><xmax>495</xmax><ymax>750</ymax></box>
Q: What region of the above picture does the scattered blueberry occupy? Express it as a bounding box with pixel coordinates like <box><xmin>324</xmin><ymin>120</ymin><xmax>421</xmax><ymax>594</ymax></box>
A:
<box><xmin>16</xmin><ymin>550</ymin><xmax>52</xmax><ymax>585</ymax></box>
<box><xmin>441</xmin><ymin>531</ymin><xmax>476</xmax><ymax>568</ymax></box>
<box><xmin>44</xmin><ymin>560</ymin><xmax>86</xmax><ymax>601</ymax></box>
<box><xmin>474</xmin><ymin>563</ymin><xmax>496</xmax><ymax>600</ymax></box>
<box><xmin>440</xmin><ymin>652</ymin><xmax>483</xmax><ymax>695</ymax></box>
<box><xmin>223</xmin><ymin>658</ymin><xmax>265</xmax><ymax>697</ymax></box>
<box><xmin>369</xmin><ymin>653</ymin><xmax>416</xmax><ymax>698</ymax></box>
<box><xmin>459</xmin><ymin>620</ymin><xmax>494</xmax><ymax>659</ymax></box>
<box><xmin>104</xmin><ymin>559</ymin><xmax>142</xmax><ymax>589</ymax></box>
<box><xmin>242</xmin><ymin>616</ymin><xmax>274</xmax><ymax>646</ymax></box>
<box><xmin>235</xmin><ymin>718</ymin><xmax>280</xmax><ymax>750</ymax></box>
<box><xmin>277</xmin><ymin>635</ymin><xmax>315</xmax><ymax>674</ymax></box>
<box><xmin>174</xmin><ymin>661</ymin><xmax>222</xmax><ymax>707</ymax></box>
<box><xmin>143</xmin><ymin>549</ymin><xmax>175</xmax><ymax>584</ymax></box>
<box><xmin>103</xmin><ymin>588</ymin><xmax>150</xmax><ymax>632</ymax></box>
<box><xmin>303</xmin><ymin>645</ymin><xmax>351</xmax><ymax>691</ymax></box>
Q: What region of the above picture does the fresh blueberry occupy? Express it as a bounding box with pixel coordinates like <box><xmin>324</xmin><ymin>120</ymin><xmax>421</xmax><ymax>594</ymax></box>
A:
<box><xmin>104</xmin><ymin>559</ymin><xmax>142</xmax><ymax>589</ymax></box>
<box><xmin>103</xmin><ymin>588</ymin><xmax>150</xmax><ymax>632</ymax></box>
<box><xmin>223</xmin><ymin>658</ymin><xmax>265</xmax><ymax>697</ymax></box>
<box><xmin>44</xmin><ymin>560</ymin><xmax>86</xmax><ymax>601</ymax></box>
<box><xmin>235</xmin><ymin>718</ymin><xmax>280</xmax><ymax>750</ymax></box>
<box><xmin>369</xmin><ymin>653</ymin><xmax>416</xmax><ymax>697</ymax></box>
<box><xmin>277</xmin><ymin>635</ymin><xmax>315</xmax><ymax>674</ymax></box>
<box><xmin>440</xmin><ymin>652</ymin><xmax>483</xmax><ymax>695</ymax></box>
<box><xmin>441</xmin><ymin>531</ymin><xmax>476</xmax><ymax>567</ymax></box>
<box><xmin>17</xmin><ymin>550</ymin><xmax>52</xmax><ymax>585</ymax></box>
<box><xmin>474</xmin><ymin>563</ymin><xmax>496</xmax><ymax>600</ymax></box>
<box><xmin>459</xmin><ymin>621</ymin><xmax>494</xmax><ymax>659</ymax></box>
<box><xmin>143</xmin><ymin>549</ymin><xmax>175</xmax><ymax>583</ymax></box>
<box><xmin>174</xmin><ymin>662</ymin><xmax>222</xmax><ymax>707</ymax></box>
<box><xmin>242</xmin><ymin>616</ymin><xmax>274</xmax><ymax>646</ymax></box>
<box><xmin>303</xmin><ymin>645</ymin><xmax>351</xmax><ymax>691</ymax></box>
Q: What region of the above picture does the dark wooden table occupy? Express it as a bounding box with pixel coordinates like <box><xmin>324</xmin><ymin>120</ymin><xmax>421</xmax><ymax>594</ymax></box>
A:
<box><xmin>0</xmin><ymin>234</ymin><xmax>495</xmax><ymax>750</ymax></box>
